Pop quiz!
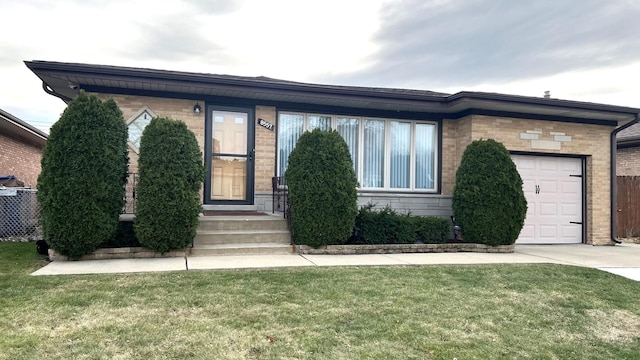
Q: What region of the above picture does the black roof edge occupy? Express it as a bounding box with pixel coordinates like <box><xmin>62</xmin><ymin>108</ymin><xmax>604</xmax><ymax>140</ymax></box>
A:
<box><xmin>617</xmin><ymin>138</ymin><xmax>640</xmax><ymax>148</ymax></box>
<box><xmin>448</xmin><ymin>91</ymin><xmax>640</xmax><ymax>116</ymax></box>
<box><xmin>25</xmin><ymin>60</ymin><xmax>640</xmax><ymax>120</ymax></box>
<box><xmin>24</xmin><ymin>60</ymin><xmax>450</xmax><ymax>102</ymax></box>
<box><xmin>451</xmin><ymin>108</ymin><xmax>618</xmax><ymax>126</ymax></box>
<box><xmin>0</xmin><ymin>108</ymin><xmax>48</xmax><ymax>139</ymax></box>
<box><xmin>80</xmin><ymin>84</ymin><xmax>622</xmax><ymax>126</ymax></box>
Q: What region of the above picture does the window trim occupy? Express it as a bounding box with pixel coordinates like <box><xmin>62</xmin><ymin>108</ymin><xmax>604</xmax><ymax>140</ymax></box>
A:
<box><xmin>126</xmin><ymin>106</ymin><xmax>156</xmax><ymax>154</ymax></box>
<box><xmin>276</xmin><ymin>112</ymin><xmax>439</xmax><ymax>192</ymax></box>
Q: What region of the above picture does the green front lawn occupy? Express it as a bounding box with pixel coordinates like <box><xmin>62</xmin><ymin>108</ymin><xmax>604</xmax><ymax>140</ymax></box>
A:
<box><xmin>1</xmin><ymin>242</ymin><xmax>639</xmax><ymax>359</ymax></box>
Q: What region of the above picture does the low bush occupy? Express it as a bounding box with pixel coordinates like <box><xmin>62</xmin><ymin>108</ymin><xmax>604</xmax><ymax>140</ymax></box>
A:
<box><xmin>350</xmin><ymin>204</ymin><xmax>449</xmax><ymax>244</ymax></box>
<box><xmin>413</xmin><ymin>216</ymin><xmax>451</xmax><ymax>244</ymax></box>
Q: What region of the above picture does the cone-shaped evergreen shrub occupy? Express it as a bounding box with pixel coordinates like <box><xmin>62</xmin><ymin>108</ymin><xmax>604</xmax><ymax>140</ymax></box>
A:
<box><xmin>37</xmin><ymin>93</ymin><xmax>128</xmax><ymax>259</ymax></box>
<box><xmin>285</xmin><ymin>129</ymin><xmax>358</xmax><ymax>247</ymax></box>
<box><xmin>452</xmin><ymin>139</ymin><xmax>527</xmax><ymax>245</ymax></box>
<box><xmin>135</xmin><ymin>117</ymin><xmax>205</xmax><ymax>253</ymax></box>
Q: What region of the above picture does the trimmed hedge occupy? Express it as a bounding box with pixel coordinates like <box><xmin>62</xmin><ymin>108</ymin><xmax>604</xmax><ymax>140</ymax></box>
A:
<box><xmin>134</xmin><ymin>117</ymin><xmax>205</xmax><ymax>254</ymax></box>
<box><xmin>350</xmin><ymin>204</ymin><xmax>449</xmax><ymax>244</ymax></box>
<box><xmin>452</xmin><ymin>139</ymin><xmax>527</xmax><ymax>246</ymax></box>
<box><xmin>37</xmin><ymin>93</ymin><xmax>128</xmax><ymax>259</ymax></box>
<box><xmin>285</xmin><ymin>129</ymin><xmax>358</xmax><ymax>248</ymax></box>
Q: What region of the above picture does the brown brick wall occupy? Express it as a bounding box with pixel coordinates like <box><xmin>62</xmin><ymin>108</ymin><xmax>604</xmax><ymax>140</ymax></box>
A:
<box><xmin>97</xmin><ymin>94</ymin><xmax>206</xmax><ymax>174</ymax></box>
<box><xmin>448</xmin><ymin>115</ymin><xmax>614</xmax><ymax>245</ymax></box>
<box><xmin>92</xmin><ymin>93</ymin><xmax>616</xmax><ymax>244</ymax></box>
<box><xmin>96</xmin><ymin>94</ymin><xmax>280</xmax><ymax>200</ymax></box>
<box><xmin>441</xmin><ymin>116</ymin><xmax>472</xmax><ymax>195</ymax></box>
<box><xmin>0</xmin><ymin>132</ymin><xmax>43</xmax><ymax>187</ymax></box>
<box><xmin>616</xmin><ymin>146</ymin><xmax>640</xmax><ymax>176</ymax></box>
<box><xmin>255</xmin><ymin>106</ymin><xmax>276</xmax><ymax>193</ymax></box>
<box><xmin>97</xmin><ymin>94</ymin><xmax>206</xmax><ymax>199</ymax></box>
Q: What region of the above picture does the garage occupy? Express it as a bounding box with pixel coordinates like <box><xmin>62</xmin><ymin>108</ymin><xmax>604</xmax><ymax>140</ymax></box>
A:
<box><xmin>511</xmin><ymin>155</ymin><xmax>583</xmax><ymax>244</ymax></box>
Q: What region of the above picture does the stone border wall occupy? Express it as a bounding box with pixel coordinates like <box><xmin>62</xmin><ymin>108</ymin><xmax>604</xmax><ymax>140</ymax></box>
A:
<box><xmin>296</xmin><ymin>243</ymin><xmax>515</xmax><ymax>255</ymax></box>
<box><xmin>48</xmin><ymin>247</ymin><xmax>186</xmax><ymax>261</ymax></box>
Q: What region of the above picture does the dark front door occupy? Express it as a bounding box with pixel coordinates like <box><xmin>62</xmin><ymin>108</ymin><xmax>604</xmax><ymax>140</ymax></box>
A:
<box><xmin>205</xmin><ymin>107</ymin><xmax>255</xmax><ymax>204</ymax></box>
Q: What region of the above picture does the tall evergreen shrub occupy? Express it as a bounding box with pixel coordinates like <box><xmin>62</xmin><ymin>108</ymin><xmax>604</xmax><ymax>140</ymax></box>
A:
<box><xmin>38</xmin><ymin>93</ymin><xmax>128</xmax><ymax>259</ymax></box>
<box><xmin>134</xmin><ymin>117</ymin><xmax>205</xmax><ymax>253</ymax></box>
<box><xmin>452</xmin><ymin>139</ymin><xmax>527</xmax><ymax>245</ymax></box>
<box><xmin>285</xmin><ymin>129</ymin><xmax>358</xmax><ymax>247</ymax></box>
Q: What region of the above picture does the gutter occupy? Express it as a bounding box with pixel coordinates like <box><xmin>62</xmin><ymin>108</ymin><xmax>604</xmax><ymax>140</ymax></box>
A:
<box><xmin>42</xmin><ymin>81</ymin><xmax>73</xmax><ymax>104</ymax></box>
<box><xmin>610</xmin><ymin>113</ymin><xmax>640</xmax><ymax>244</ymax></box>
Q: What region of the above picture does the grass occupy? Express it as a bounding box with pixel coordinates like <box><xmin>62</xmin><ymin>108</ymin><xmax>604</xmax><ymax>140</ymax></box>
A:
<box><xmin>1</xmin><ymin>242</ymin><xmax>639</xmax><ymax>359</ymax></box>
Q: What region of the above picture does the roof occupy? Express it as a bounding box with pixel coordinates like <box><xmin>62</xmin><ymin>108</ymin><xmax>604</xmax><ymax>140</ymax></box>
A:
<box><xmin>617</xmin><ymin>122</ymin><xmax>640</xmax><ymax>147</ymax></box>
<box><xmin>0</xmin><ymin>108</ymin><xmax>48</xmax><ymax>147</ymax></box>
<box><xmin>25</xmin><ymin>60</ymin><xmax>640</xmax><ymax>126</ymax></box>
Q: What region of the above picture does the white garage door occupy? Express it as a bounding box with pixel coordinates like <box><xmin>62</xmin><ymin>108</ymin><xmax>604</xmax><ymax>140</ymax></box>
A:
<box><xmin>511</xmin><ymin>155</ymin><xmax>583</xmax><ymax>244</ymax></box>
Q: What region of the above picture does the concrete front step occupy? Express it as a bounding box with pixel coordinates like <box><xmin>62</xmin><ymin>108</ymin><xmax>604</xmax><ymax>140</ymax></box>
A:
<box><xmin>198</xmin><ymin>216</ymin><xmax>288</xmax><ymax>231</ymax></box>
<box><xmin>195</xmin><ymin>229</ymin><xmax>291</xmax><ymax>245</ymax></box>
<box><xmin>193</xmin><ymin>213</ymin><xmax>292</xmax><ymax>256</ymax></box>
<box><xmin>189</xmin><ymin>243</ymin><xmax>295</xmax><ymax>256</ymax></box>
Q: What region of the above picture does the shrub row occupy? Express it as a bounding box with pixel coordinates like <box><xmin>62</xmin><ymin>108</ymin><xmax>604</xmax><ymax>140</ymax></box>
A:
<box><xmin>349</xmin><ymin>204</ymin><xmax>449</xmax><ymax>245</ymax></box>
<box><xmin>39</xmin><ymin>94</ymin><xmax>204</xmax><ymax>258</ymax></box>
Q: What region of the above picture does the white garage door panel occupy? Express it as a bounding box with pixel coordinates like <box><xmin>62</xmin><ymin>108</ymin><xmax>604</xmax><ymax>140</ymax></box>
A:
<box><xmin>512</xmin><ymin>155</ymin><xmax>583</xmax><ymax>244</ymax></box>
<box><xmin>519</xmin><ymin>225</ymin><xmax>535</xmax><ymax>240</ymax></box>
<box><xmin>539</xmin><ymin>180</ymin><xmax>558</xmax><ymax>193</ymax></box>
<box><xmin>561</xmin><ymin>203</ymin><xmax>578</xmax><ymax>216</ymax></box>
<box><xmin>561</xmin><ymin>181</ymin><xmax>580</xmax><ymax>193</ymax></box>
<box><xmin>539</xmin><ymin>202</ymin><xmax>558</xmax><ymax>215</ymax></box>
<box><xmin>539</xmin><ymin>225</ymin><xmax>559</xmax><ymax>238</ymax></box>
<box><xmin>561</xmin><ymin>225</ymin><xmax>580</xmax><ymax>238</ymax></box>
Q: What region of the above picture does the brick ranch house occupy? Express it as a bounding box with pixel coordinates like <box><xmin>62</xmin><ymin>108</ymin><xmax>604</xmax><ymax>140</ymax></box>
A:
<box><xmin>0</xmin><ymin>108</ymin><xmax>48</xmax><ymax>187</ymax></box>
<box><xmin>25</xmin><ymin>60</ymin><xmax>640</xmax><ymax>246</ymax></box>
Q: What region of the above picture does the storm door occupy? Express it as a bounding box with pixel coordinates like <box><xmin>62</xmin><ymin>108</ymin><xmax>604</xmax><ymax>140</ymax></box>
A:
<box><xmin>205</xmin><ymin>107</ymin><xmax>255</xmax><ymax>204</ymax></box>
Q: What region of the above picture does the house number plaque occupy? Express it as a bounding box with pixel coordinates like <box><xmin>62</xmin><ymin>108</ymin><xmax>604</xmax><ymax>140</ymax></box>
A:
<box><xmin>258</xmin><ymin>118</ymin><xmax>274</xmax><ymax>131</ymax></box>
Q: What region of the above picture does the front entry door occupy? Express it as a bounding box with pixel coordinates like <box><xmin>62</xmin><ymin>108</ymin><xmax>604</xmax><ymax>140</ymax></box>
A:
<box><xmin>205</xmin><ymin>107</ymin><xmax>255</xmax><ymax>204</ymax></box>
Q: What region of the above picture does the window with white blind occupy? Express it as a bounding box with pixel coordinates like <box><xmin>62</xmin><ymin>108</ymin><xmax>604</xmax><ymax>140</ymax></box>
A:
<box><xmin>277</xmin><ymin>112</ymin><xmax>437</xmax><ymax>191</ymax></box>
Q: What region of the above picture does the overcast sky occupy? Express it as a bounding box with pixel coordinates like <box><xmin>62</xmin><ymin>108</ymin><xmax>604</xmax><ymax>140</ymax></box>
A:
<box><xmin>1</xmin><ymin>0</ymin><xmax>639</xmax><ymax>133</ymax></box>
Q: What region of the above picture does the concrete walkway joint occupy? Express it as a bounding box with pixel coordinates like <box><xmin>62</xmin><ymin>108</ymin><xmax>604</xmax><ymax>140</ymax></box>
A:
<box><xmin>31</xmin><ymin>243</ymin><xmax>640</xmax><ymax>282</ymax></box>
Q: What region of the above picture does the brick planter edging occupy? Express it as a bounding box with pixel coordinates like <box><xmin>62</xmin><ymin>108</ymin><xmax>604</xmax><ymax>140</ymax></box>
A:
<box><xmin>48</xmin><ymin>247</ymin><xmax>186</xmax><ymax>261</ymax></box>
<box><xmin>295</xmin><ymin>243</ymin><xmax>515</xmax><ymax>255</ymax></box>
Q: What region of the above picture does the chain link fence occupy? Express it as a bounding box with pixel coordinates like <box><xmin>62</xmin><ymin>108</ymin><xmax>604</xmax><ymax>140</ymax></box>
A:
<box><xmin>0</xmin><ymin>188</ymin><xmax>43</xmax><ymax>242</ymax></box>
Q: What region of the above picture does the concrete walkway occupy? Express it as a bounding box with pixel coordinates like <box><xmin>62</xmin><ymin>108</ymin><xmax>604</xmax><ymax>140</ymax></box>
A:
<box><xmin>31</xmin><ymin>243</ymin><xmax>640</xmax><ymax>281</ymax></box>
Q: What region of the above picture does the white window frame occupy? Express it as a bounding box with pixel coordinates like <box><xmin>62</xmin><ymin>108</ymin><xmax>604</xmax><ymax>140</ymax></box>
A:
<box><xmin>277</xmin><ymin>112</ymin><xmax>438</xmax><ymax>192</ymax></box>
<box><xmin>127</xmin><ymin>107</ymin><xmax>156</xmax><ymax>154</ymax></box>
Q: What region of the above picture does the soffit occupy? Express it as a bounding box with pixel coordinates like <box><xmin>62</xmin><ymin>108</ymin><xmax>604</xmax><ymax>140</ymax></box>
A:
<box><xmin>26</xmin><ymin>61</ymin><xmax>640</xmax><ymax>125</ymax></box>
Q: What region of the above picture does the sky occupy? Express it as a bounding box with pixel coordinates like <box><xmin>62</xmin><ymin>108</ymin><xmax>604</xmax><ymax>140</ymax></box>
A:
<box><xmin>1</xmin><ymin>0</ymin><xmax>639</xmax><ymax>134</ymax></box>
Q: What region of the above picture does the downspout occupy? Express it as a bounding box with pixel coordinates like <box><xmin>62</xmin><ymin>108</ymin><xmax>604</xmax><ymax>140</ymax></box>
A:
<box><xmin>610</xmin><ymin>113</ymin><xmax>640</xmax><ymax>244</ymax></box>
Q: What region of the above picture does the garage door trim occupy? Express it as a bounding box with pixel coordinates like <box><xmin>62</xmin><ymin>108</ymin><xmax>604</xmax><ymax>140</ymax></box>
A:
<box><xmin>510</xmin><ymin>151</ymin><xmax>587</xmax><ymax>244</ymax></box>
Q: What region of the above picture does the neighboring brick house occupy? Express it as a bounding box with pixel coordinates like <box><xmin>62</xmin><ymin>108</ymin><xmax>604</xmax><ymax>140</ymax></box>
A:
<box><xmin>616</xmin><ymin>122</ymin><xmax>640</xmax><ymax>176</ymax></box>
<box><xmin>26</xmin><ymin>60</ymin><xmax>640</xmax><ymax>245</ymax></box>
<box><xmin>0</xmin><ymin>108</ymin><xmax>48</xmax><ymax>187</ymax></box>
